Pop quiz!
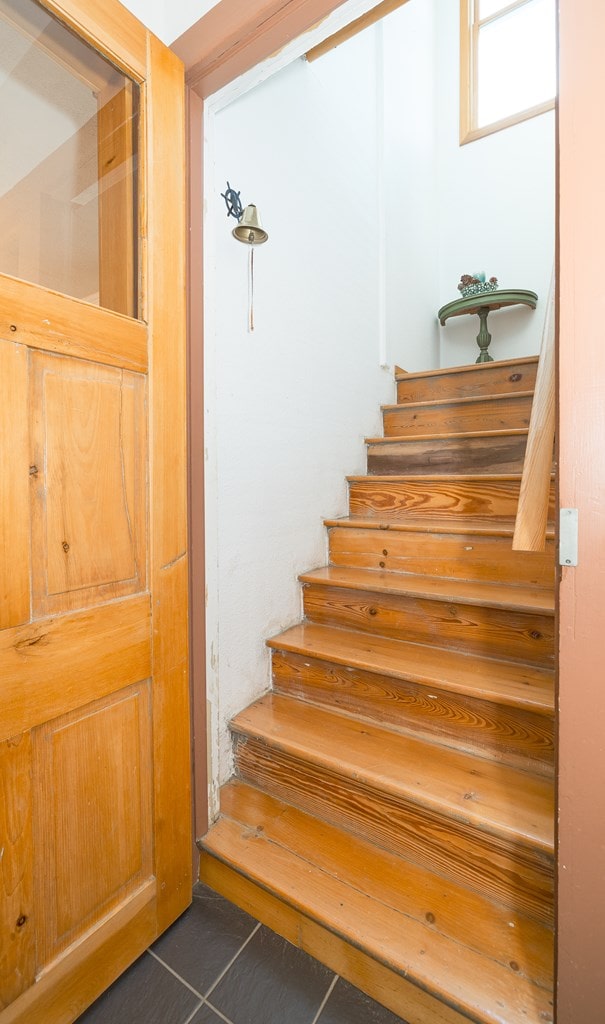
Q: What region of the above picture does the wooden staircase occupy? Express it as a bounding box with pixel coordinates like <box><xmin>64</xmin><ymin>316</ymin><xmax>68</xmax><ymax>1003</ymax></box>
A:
<box><xmin>200</xmin><ymin>355</ymin><xmax>555</xmax><ymax>1024</ymax></box>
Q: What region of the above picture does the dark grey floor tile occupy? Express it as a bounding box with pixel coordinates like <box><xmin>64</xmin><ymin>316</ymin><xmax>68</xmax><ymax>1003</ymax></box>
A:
<box><xmin>75</xmin><ymin>951</ymin><xmax>201</xmax><ymax>1024</ymax></box>
<box><xmin>151</xmin><ymin>884</ymin><xmax>258</xmax><ymax>995</ymax></box>
<box><xmin>208</xmin><ymin>925</ymin><xmax>335</xmax><ymax>1024</ymax></box>
<box><xmin>189</xmin><ymin>1004</ymin><xmax>233</xmax><ymax>1024</ymax></box>
<box><xmin>316</xmin><ymin>977</ymin><xmax>409</xmax><ymax>1024</ymax></box>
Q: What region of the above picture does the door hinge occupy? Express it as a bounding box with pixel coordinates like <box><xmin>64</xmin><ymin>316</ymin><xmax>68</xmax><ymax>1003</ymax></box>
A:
<box><xmin>559</xmin><ymin>508</ymin><xmax>579</xmax><ymax>566</ymax></box>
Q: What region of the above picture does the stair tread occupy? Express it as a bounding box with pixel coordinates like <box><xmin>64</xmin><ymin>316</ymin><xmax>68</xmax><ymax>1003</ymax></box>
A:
<box><xmin>348</xmin><ymin>472</ymin><xmax>539</xmax><ymax>482</ymax></box>
<box><xmin>394</xmin><ymin>356</ymin><xmax>539</xmax><ymax>382</ymax></box>
<box><xmin>366</xmin><ymin>428</ymin><xmax>529</xmax><ymax>444</ymax></box>
<box><xmin>326</xmin><ymin>514</ymin><xmax>555</xmax><ymax>538</ymax></box>
<box><xmin>231</xmin><ymin>693</ymin><xmax>554</xmax><ymax>851</ymax></box>
<box><xmin>268</xmin><ymin>622</ymin><xmax>554</xmax><ymax>713</ymax></box>
<box><xmin>381</xmin><ymin>391</ymin><xmax>534</xmax><ymax>412</ymax></box>
<box><xmin>299</xmin><ymin>566</ymin><xmax>554</xmax><ymax>612</ymax></box>
<box><xmin>204</xmin><ymin>781</ymin><xmax>553</xmax><ymax>1024</ymax></box>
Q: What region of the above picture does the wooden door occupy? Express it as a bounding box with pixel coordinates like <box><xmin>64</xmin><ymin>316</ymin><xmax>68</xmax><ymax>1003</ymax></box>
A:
<box><xmin>0</xmin><ymin>1</ymin><xmax>191</xmax><ymax>1021</ymax></box>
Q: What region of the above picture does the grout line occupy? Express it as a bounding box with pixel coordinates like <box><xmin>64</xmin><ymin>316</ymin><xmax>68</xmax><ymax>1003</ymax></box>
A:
<box><xmin>203</xmin><ymin>1001</ymin><xmax>237</xmax><ymax>1024</ymax></box>
<box><xmin>310</xmin><ymin>973</ymin><xmax>339</xmax><ymax>1024</ymax></box>
<box><xmin>147</xmin><ymin>949</ymin><xmax>207</xmax><ymax>1001</ymax></box>
<box><xmin>203</xmin><ymin>921</ymin><xmax>262</xmax><ymax>1000</ymax></box>
<box><xmin>181</xmin><ymin>1000</ymin><xmax>205</xmax><ymax>1024</ymax></box>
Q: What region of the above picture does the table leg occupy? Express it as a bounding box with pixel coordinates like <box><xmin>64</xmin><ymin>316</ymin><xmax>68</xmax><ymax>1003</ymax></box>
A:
<box><xmin>476</xmin><ymin>307</ymin><xmax>493</xmax><ymax>362</ymax></box>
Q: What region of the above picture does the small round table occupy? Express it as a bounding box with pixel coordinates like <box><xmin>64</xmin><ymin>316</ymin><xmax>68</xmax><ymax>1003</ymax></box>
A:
<box><xmin>437</xmin><ymin>289</ymin><xmax>538</xmax><ymax>363</ymax></box>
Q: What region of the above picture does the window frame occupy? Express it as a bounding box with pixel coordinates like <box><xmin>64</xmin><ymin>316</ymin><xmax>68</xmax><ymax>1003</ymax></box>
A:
<box><xmin>460</xmin><ymin>0</ymin><xmax>556</xmax><ymax>145</ymax></box>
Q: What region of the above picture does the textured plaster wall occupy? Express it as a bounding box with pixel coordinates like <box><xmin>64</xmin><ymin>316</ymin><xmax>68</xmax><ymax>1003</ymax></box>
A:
<box><xmin>206</xmin><ymin>39</ymin><xmax>394</xmax><ymax>792</ymax></box>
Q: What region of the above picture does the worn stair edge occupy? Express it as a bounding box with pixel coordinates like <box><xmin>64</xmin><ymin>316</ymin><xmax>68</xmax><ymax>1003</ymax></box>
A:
<box><xmin>380</xmin><ymin>391</ymin><xmax>534</xmax><ymax>413</ymax></box>
<box><xmin>232</xmin><ymin>694</ymin><xmax>554</xmax><ymax>856</ymax></box>
<box><xmin>220</xmin><ymin>782</ymin><xmax>553</xmax><ymax>989</ymax></box>
<box><xmin>325</xmin><ymin>516</ymin><xmax>556</xmax><ymax>539</ymax></box>
<box><xmin>347</xmin><ymin>473</ymin><xmax>545</xmax><ymax>483</ymax></box>
<box><xmin>272</xmin><ymin>648</ymin><xmax>554</xmax><ymax>776</ymax></box>
<box><xmin>394</xmin><ymin>356</ymin><xmax>538</xmax><ymax>382</ymax></box>
<box><xmin>200</xmin><ymin>782</ymin><xmax>553</xmax><ymax>1024</ymax></box>
<box><xmin>299</xmin><ymin>567</ymin><xmax>554</xmax><ymax>614</ymax></box>
<box><xmin>267</xmin><ymin>623</ymin><xmax>554</xmax><ymax>715</ymax></box>
<box><xmin>234</xmin><ymin>725</ymin><xmax>554</xmax><ymax>924</ymax></box>
<box><xmin>365</xmin><ymin>428</ymin><xmax>529</xmax><ymax>444</ymax></box>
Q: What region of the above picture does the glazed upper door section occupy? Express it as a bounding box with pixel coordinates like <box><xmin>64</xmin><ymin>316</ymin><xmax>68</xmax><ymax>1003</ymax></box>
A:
<box><xmin>0</xmin><ymin>0</ymin><xmax>139</xmax><ymax>317</ymax></box>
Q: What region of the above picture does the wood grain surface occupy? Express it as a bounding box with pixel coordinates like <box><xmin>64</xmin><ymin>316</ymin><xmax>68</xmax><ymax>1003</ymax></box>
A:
<box><xmin>396</xmin><ymin>357</ymin><xmax>538</xmax><ymax>404</ymax></box>
<box><xmin>383</xmin><ymin>392</ymin><xmax>533</xmax><ymax>437</ymax></box>
<box><xmin>328</xmin><ymin>522</ymin><xmax>555</xmax><ymax>587</ymax></box>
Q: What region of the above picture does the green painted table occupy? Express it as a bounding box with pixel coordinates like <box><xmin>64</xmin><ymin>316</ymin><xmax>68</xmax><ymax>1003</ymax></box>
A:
<box><xmin>438</xmin><ymin>289</ymin><xmax>538</xmax><ymax>363</ymax></box>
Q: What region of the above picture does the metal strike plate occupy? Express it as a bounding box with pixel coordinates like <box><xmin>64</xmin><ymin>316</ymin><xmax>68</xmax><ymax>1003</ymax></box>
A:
<box><xmin>559</xmin><ymin>508</ymin><xmax>579</xmax><ymax>567</ymax></box>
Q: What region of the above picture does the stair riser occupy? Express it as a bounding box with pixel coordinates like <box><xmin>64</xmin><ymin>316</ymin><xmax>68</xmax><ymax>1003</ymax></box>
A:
<box><xmin>271</xmin><ymin>650</ymin><xmax>554</xmax><ymax>775</ymax></box>
<box><xmin>302</xmin><ymin>584</ymin><xmax>554</xmax><ymax>667</ymax></box>
<box><xmin>349</xmin><ymin>478</ymin><xmax>555</xmax><ymax>521</ymax></box>
<box><xmin>397</xmin><ymin>360</ymin><xmax>538</xmax><ymax>404</ymax></box>
<box><xmin>367</xmin><ymin>434</ymin><xmax>529</xmax><ymax>475</ymax></box>
<box><xmin>328</xmin><ymin>526</ymin><xmax>555</xmax><ymax>588</ymax></box>
<box><xmin>233</xmin><ymin>734</ymin><xmax>554</xmax><ymax>926</ymax></box>
<box><xmin>383</xmin><ymin>394</ymin><xmax>533</xmax><ymax>437</ymax></box>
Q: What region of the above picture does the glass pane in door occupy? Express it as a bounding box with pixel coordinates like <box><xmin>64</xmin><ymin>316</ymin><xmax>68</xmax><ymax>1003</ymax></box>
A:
<box><xmin>0</xmin><ymin>0</ymin><xmax>140</xmax><ymax>317</ymax></box>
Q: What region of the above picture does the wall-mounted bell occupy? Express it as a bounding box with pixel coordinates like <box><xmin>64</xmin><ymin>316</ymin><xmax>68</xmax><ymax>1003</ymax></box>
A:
<box><xmin>232</xmin><ymin>204</ymin><xmax>268</xmax><ymax>245</ymax></box>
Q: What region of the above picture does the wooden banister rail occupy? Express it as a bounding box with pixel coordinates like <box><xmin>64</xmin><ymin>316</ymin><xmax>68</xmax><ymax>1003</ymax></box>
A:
<box><xmin>512</xmin><ymin>277</ymin><xmax>556</xmax><ymax>552</ymax></box>
<box><xmin>305</xmin><ymin>0</ymin><xmax>411</xmax><ymax>63</ymax></box>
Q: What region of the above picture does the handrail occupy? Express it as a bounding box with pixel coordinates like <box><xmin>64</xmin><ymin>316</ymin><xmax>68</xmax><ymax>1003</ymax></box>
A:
<box><xmin>305</xmin><ymin>0</ymin><xmax>411</xmax><ymax>63</ymax></box>
<box><xmin>512</xmin><ymin>273</ymin><xmax>556</xmax><ymax>552</ymax></box>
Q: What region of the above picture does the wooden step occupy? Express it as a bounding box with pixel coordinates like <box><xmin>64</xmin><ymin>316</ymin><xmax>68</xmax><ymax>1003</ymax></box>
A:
<box><xmin>366</xmin><ymin>430</ymin><xmax>529</xmax><ymax>475</ymax></box>
<box><xmin>382</xmin><ymin>392</ymin><xmax>533</xmax><ymax>437</ymax></box>
<box><xmin>231</xmin><ymin>694</ymin><xmax>554</xmax><ymax>924</ymax></box>
<box><xmin>395</xmin><ymin>356</ymin><xmax>538</xmax><ymax>404</ymax></box>
<box><xmin>269</xmin><ymin>623</ymin><xmax>554</xmax><ymax>774</ymax></box>
<box><xmin>347</xmin><ymin>474</ymin><xmax>555</xmax><ymax>522</ymax></box>
<box><xmin>201</xmin><ymin>781</ymin><xmax>554</xmax><ymax>1024</ymax></box>
<box><xmin>300</xmin><ymin>567</ymin><xmax>554</xmax><ymax>667</ymax></box>
<box><xmin>327</xmin><ymin>518</ymin><xmax>555</xmax><ymax>588</ymax></box>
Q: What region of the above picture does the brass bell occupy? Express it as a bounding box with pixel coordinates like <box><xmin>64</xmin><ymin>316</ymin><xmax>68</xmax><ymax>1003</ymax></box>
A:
<box><xmin>232</xmin><ymin>204</ymin><xmax>268</xmax><ymax>245</ymax></box>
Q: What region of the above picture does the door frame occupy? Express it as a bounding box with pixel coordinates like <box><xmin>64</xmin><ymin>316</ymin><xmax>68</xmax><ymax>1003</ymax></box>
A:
<box><xmin>175</xmin><ymin>0</ymin><xmax>605</xmax><ymax>1018</ymax></box>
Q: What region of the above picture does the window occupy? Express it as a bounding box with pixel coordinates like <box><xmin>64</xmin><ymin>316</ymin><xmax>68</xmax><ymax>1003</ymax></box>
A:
<box><xmin>460</xmin><ymin>0</ymin><xmax>556</xmax><ymax>144</ymax></box>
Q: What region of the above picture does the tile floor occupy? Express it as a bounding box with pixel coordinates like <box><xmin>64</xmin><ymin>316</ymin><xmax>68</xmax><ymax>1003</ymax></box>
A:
<box><xmin>76</xmin><ymin>883</ymin><xmax>409</xmax><ymax>1024</ymax></box>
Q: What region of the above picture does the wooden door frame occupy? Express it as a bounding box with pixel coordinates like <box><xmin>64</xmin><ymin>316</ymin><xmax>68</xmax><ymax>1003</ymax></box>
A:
<box><xmin>175</xmin><ymin>0</ymin><xmax>605</xmax><ymax>1017</ymax></box>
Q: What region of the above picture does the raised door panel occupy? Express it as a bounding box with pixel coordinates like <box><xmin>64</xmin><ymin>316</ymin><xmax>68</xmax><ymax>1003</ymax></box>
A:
<box><xmin>0</xmin><ymin>340</ymin><xmax>30</xmax><ymax>630</ymax></box>
<box><xmin>30</xmin><ymin>352</ymin><xmax>146</xmax><ymax>615</ymax></box>
<box><xmin>33</xmin><ymin>681</ymin><xmax>153</xmax><ymax>968</ymax></box>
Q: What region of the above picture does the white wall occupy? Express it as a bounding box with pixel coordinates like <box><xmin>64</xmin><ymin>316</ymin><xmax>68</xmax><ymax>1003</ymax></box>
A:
<box><xmin>119</xmin><ymin>0</ymin><xmax>166</xmax><ymax>40</ymax></box>
<box><xmin>120</xmin><ymin>0</ymin><xmax>221</xmax><ymax>44</ymax></box>
<box><xmin>167</xmin><ymin>1</ymin><xmax>219</xmax><ymax>43</ymax></box>
<box><xmin>435</xmin><ymin>1</ymin><xmax>555</xmax><ymax>367</ymax></box>
<box><xmin>383</xmin><ymin>0</ymin><xmax>440</xmax><ymax>371</ymax></box>
<box><xmin>206</xmin><ymin>35</ymin><xmax>395</xmax><ymax>795</ymax></box>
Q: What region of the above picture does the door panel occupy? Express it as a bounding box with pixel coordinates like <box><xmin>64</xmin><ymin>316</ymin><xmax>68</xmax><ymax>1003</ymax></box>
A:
<box><xmin>33</xmin><ymin>681</ymin><xmax>153</xmax><ymax>967</ymax></box>
<box><xmin>30</xmin><ymin>353</ymin><xmax>146</xmax><ymax>614</ymax></box>
<box><xmin>0</xmin><ymin>2</ymin><xmax>190</xmax><ymax>1021</ymax></box>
